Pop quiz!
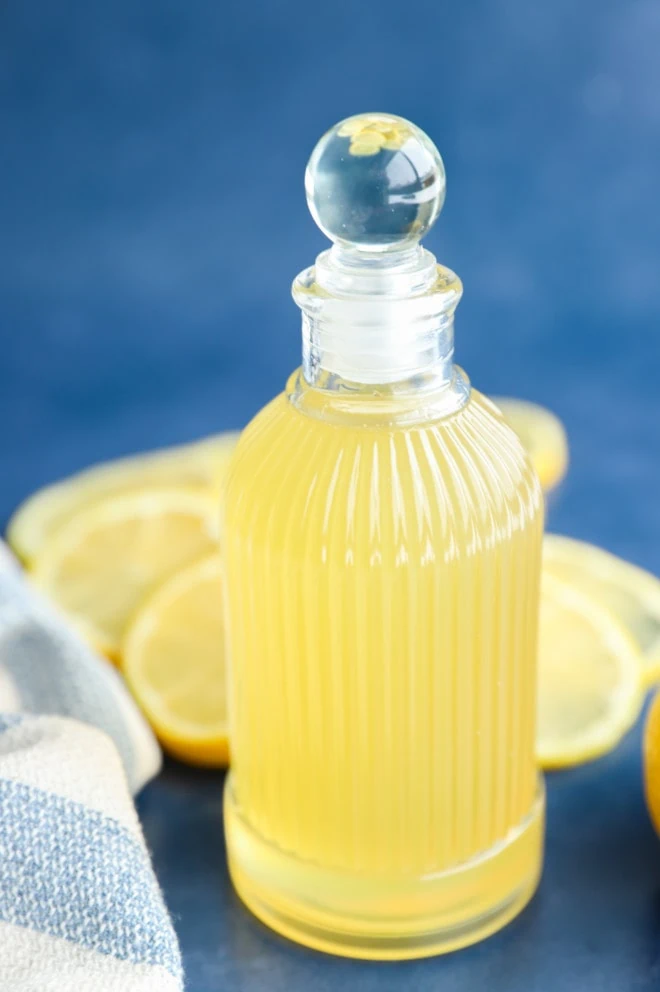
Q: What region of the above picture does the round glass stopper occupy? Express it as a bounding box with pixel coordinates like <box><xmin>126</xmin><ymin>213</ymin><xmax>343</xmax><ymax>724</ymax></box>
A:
<box><xmin>305</xmin><ymin>113</ymin><xmax>446</xmax><ymax>252</ymax></box>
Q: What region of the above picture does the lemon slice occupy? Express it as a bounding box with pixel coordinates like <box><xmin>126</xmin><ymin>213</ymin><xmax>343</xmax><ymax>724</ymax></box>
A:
<box><xmin>494</xmin><ymin>397</ymin><xmax>568</xmax><ymax>492</ymax></box>
<box><xmin>544</xmin><ymin>534</ymin><xmax>660</xmax><ymax>687</ymax></box>
<box><xmin>538</xmin><ymin>572</ymin><xmax>642</xmax><ymax>769</ymax></box>
<box><xmin>122</xmin><ymin>554</ymin><xmax>227</xmax><ymax>766</ymax></box>
<box><xmin>31</xmin><ymin>488</ymin><xmax>218</xmax><ymax>659</ymax></box>
<box><xmin>7</xmin><ymin>432</ymin><xmax>239</xmax><ymax>566</ymax></box>
<box><xmin>643</xmin><ymin>690</ymin><xmax>660</xmax><ymax>837</ymax></box>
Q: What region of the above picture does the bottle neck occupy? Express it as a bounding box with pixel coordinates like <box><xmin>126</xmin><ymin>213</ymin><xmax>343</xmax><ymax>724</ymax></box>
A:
<box><xmin>286</xmin><ymin>365</ymin><xmax>471</xmax><ymax>429</ymax></box>
<box><xmin>292</xmin><ymin>244</ymin><xmax>463</xmax><ymax>388</ymax></box>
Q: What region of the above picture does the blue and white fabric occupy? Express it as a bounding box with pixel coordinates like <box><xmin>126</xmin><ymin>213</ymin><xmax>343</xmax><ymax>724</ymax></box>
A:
<box><xmin>0</xmin><ymin>542</ymin><xmax>183</xmax><ymax>991</ymax></box>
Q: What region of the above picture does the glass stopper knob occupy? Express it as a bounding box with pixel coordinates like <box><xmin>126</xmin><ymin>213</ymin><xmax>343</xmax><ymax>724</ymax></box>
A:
<box><xmin>305</xmin><ymin>113</ymin><xmax>446</xmax><ymax>252</ymax></box>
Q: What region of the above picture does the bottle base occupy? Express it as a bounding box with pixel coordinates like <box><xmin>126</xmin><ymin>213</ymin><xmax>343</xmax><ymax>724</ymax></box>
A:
<box><xmin>224</xmin><ymin>778</ymin><xmax>545</xmax><ymax>961</ymax></box>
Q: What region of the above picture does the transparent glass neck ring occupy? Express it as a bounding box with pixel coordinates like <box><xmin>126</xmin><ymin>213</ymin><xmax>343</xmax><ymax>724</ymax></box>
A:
<box><xmin>292</xmin><ymin>243</ymin><xmax>464</xmax><ymax>391</ymax></box>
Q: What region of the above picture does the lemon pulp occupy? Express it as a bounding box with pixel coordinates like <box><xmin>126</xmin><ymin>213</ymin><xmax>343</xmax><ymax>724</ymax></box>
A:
<box><xmin>31</xmin><ymin>488</ymin><xmax>218</xmax><ymax>659</ymax></box>
<box><xmin>538</xmin><ymin>572</ymin><xmax>642</xmax><ymax>769</ymax></box>
<box><xmin>544</xmin><ymin>534</ymin><xmax>660</xmax><ymax>686</ymax></box>
<box><xmin>122</xmin><ymin>554</ymin><xmax>228</xmax><ymax>766</ymax></box>
<box><xmin>8</xmin><ymin>432</ymin><xmax>239</xmax><ymax>565</ymax></box>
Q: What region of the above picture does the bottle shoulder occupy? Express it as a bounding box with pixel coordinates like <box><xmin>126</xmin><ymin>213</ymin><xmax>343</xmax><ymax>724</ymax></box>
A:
<box><xmin>228</xmin><ymin>382</ymin><xmax>533</xmax><ymax>471</ymax></box>
<box><xmin>224</xmin><ymin>384</ymin><xmax>543</xmax><ymax>555</ymax></box>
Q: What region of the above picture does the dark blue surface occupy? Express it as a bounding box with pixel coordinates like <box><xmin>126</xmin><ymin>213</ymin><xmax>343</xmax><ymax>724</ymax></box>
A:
<box><xmin>2</xmin><ymin>1</ymin><xmax>660</xmax><ymax>988</ymax></box>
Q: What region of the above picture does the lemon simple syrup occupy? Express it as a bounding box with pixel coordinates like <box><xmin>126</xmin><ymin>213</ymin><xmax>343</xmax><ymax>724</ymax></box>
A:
<box><xmin>222</xmin><ymin>114</ymin><xmax>544</xmax><ymax>958</ymax></box>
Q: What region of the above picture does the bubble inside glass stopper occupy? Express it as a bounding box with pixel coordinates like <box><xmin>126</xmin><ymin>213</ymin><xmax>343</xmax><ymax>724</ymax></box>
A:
<box><xmin>305</xmin><ymin>113</ymin><xmax>446</xmax><ymax>251</ymax></box>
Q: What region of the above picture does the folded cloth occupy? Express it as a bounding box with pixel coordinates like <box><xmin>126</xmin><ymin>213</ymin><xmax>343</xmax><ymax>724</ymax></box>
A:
<box><xmin>0</xmin><ymin>544</ymin><xmax>160</xmax><ymax>795</ymax></box>
<box><xmin>0</xmin><ymin>543</ymin><xmax>183</xmax><ymax>991</ymax></box>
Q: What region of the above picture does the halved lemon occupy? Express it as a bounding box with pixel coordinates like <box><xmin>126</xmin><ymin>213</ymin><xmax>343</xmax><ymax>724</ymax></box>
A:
<box><xmin>122</xmin><ymin>554</ymin><xmax>227</xmax><ymax>766</ymax></box>
<box><xmin>544</xmin><ymin>534</ymin><xmax>660</xmax><ymax>687</ymax></box>
<box><xmin>7</xmin><ymin>432</ymin><xmax>240</xmax><ymax>566</ymax></box>
<box><xmin>31</xmin><ymin>488</ymin><xmax>219</xmax><ymax>660</ymax></box>
<box><xmin>494</xmin><ymin>397</ymin><xmax>569</xmax><ymax>492</ymax></box>
<box><xmin>538</xmin><ymin>572</ymin><xmax>643</xmax><ymax>769</ymax></box>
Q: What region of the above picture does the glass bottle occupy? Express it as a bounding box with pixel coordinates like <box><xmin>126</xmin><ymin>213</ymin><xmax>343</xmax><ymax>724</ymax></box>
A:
<box><xmin>222</xmin><ymin>113</ymin><xmax>545</xmax><ymax>959</ymax></box>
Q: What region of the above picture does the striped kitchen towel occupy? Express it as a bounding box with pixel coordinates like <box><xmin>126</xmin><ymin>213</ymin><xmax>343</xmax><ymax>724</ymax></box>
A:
<box><xmin>0</xmin><ymin>542</ymin><xmax>183</xmax><ymax>991</ymax></box>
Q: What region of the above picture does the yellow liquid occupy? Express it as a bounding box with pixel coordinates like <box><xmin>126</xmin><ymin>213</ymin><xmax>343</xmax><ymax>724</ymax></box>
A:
<box><xmin>223</xmin><ymin>371</ymin><xmax>545</xmax><ymax>959</ymax></box>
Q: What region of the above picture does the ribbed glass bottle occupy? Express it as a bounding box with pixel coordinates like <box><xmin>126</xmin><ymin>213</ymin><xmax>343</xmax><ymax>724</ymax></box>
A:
<box><xmin>223</xmin><ymin>370</ymin><xmax>545</xmax><ymax>959</ymax></box>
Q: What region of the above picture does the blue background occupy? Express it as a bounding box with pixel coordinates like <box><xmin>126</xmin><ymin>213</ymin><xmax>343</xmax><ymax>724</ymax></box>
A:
<box><xmin>1</xmin><ymin>1</ymin><xmax>660</xmax><ymax>989</ymax></box>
